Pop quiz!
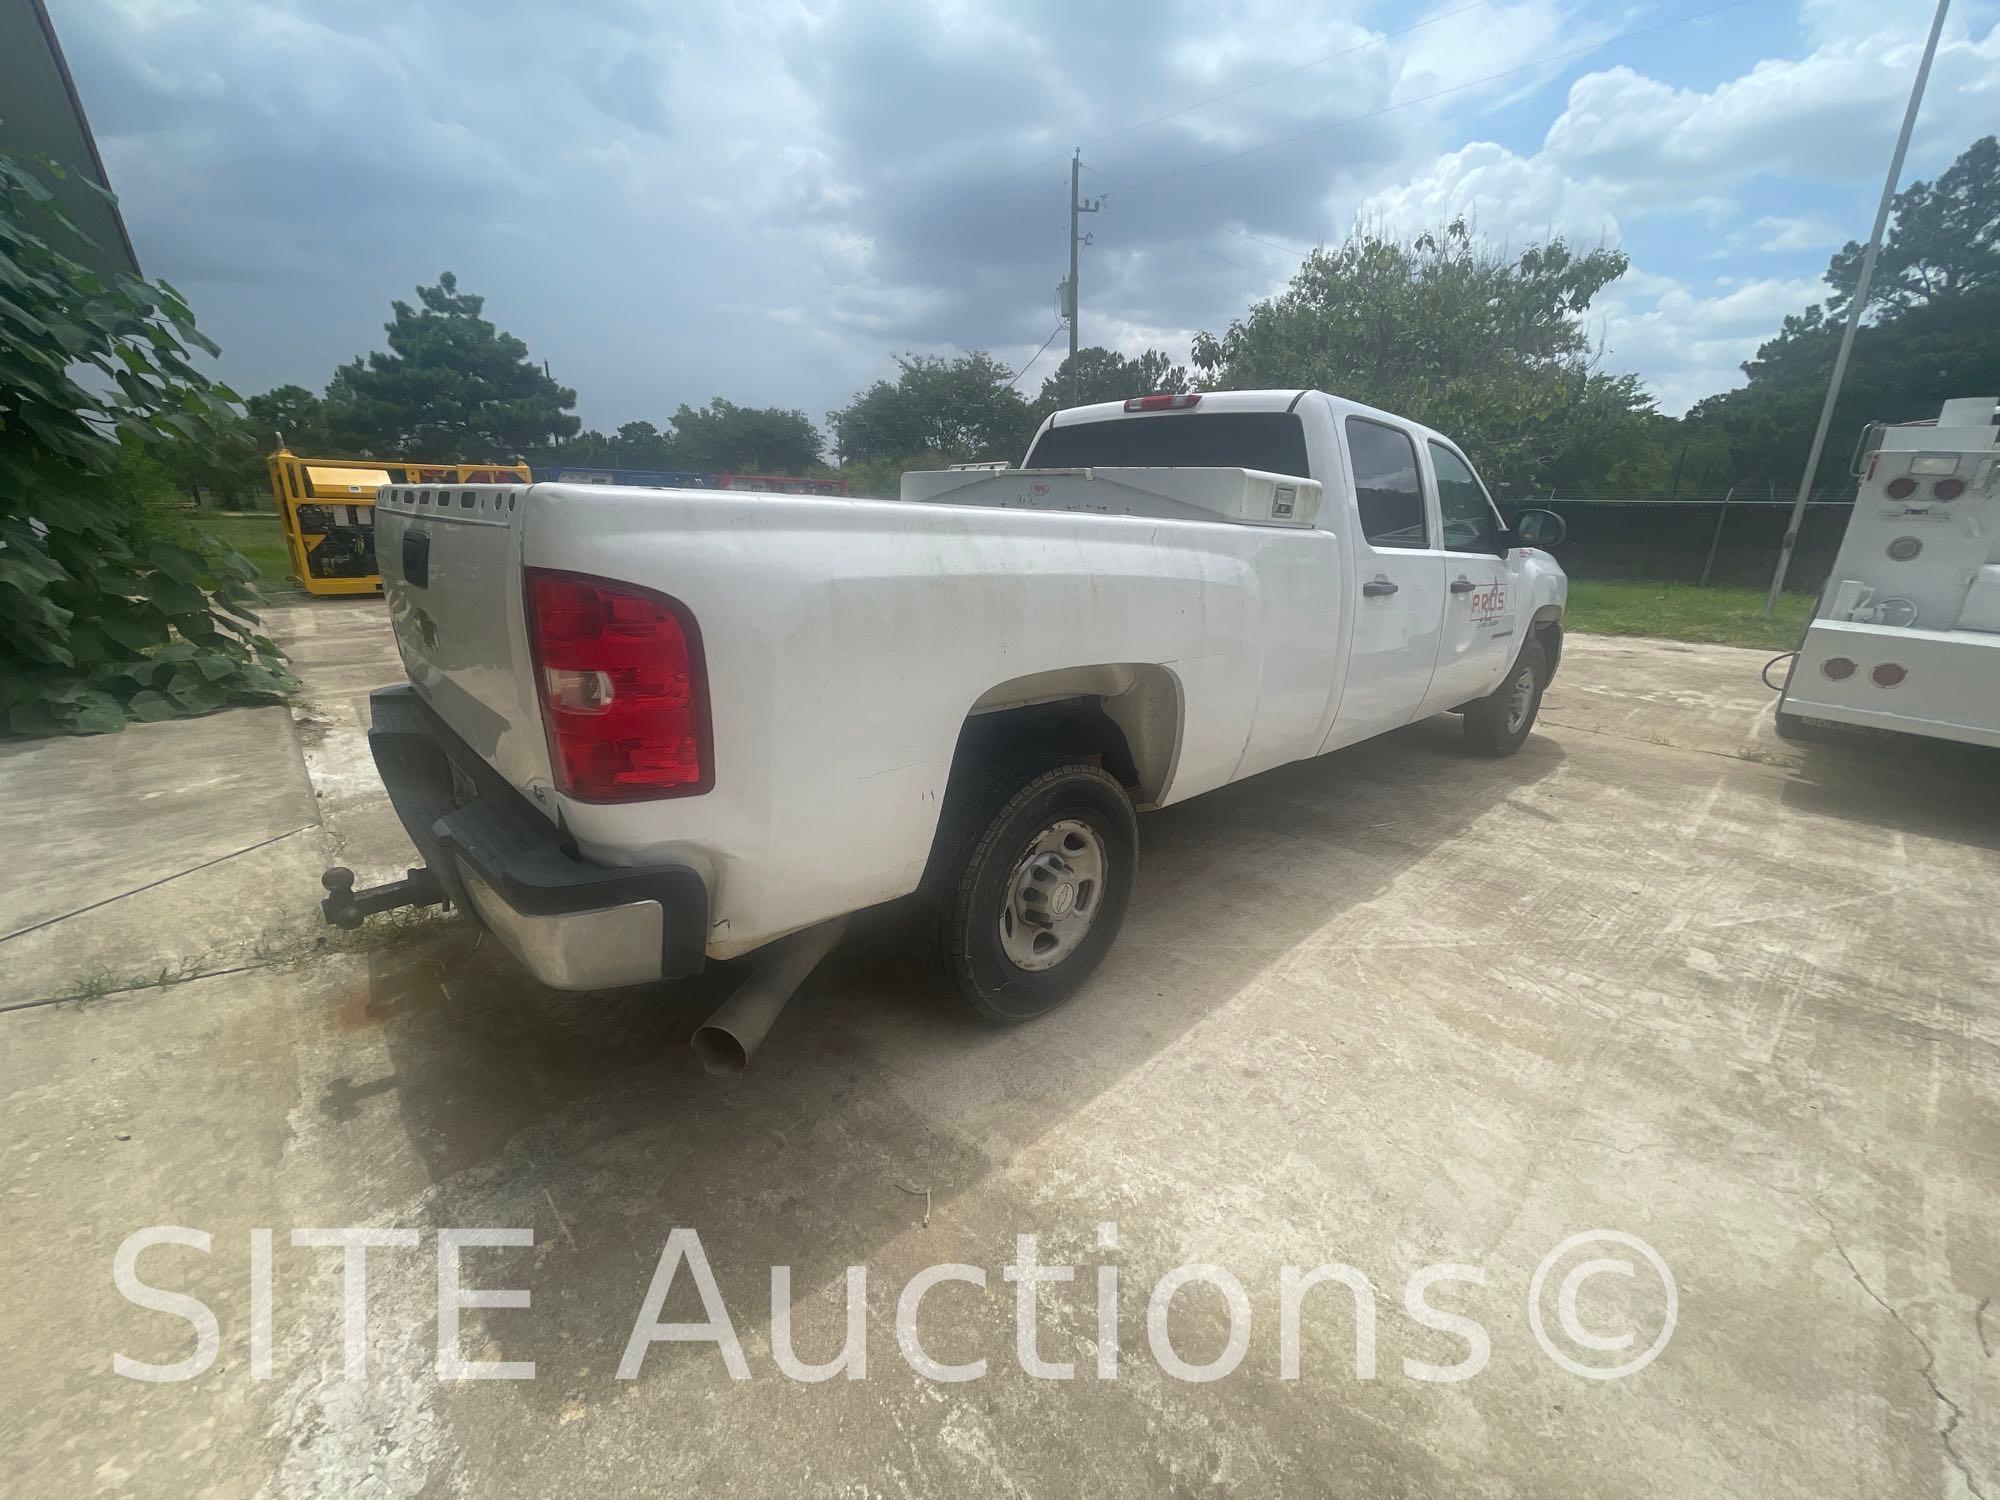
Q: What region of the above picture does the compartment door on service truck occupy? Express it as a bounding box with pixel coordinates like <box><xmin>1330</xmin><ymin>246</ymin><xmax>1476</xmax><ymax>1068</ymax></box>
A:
<box><xmin>1422</xmin><ymin>441</ymin><xmax>1518</xmax><ymax>712</ymax></box>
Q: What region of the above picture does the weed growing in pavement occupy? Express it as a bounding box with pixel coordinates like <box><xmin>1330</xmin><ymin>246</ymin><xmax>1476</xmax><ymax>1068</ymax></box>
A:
<box><xmin>25</xmin><ymin>906</ymin><xmax>472</xmax><ymax>1013</ymax></box>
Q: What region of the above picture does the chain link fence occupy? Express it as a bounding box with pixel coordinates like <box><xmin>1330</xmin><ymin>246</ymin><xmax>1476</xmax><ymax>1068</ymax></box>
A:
<box><xmin>1511</xmin><ymin>494</ymin><xmax>1852</xmax><ymax>593</ymax></box>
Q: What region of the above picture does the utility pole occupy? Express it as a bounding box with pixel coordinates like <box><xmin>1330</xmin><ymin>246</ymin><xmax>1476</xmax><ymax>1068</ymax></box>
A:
<box><xmin>1063</xmin><ymin>150</ymin><xmax>1103</xmax><ymax>409</ymax></box>
<box><xmin>1765</xmin><ymin>0</ymin><xmax>1950</xmax><ymax>617</ymax></box>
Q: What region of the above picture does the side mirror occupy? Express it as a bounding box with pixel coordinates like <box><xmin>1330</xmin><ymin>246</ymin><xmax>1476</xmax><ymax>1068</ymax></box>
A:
<box><xmin>1514</xmin><ymin>508</ymin><xmax>1566</xmax><ymax>548</ymax></box>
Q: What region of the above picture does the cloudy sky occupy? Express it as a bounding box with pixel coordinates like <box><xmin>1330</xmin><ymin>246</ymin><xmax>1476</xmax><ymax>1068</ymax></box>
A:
<box><xmin>54</xmin><ymin>0</ymin><xmax>2000</xmax><ymax>437</ymax></box>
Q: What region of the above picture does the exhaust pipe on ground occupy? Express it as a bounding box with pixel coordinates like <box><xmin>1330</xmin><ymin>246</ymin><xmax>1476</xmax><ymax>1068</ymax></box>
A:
<box><xmin>691</xmin><ymin>916</ymin><xmax>849</xmax><ymax>1076</ymax></box>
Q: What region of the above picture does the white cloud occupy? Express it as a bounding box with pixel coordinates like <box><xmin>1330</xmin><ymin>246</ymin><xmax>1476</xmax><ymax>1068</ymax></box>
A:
<box><xmin>1347</xmin><ymin>4</ymin><xmax>1998</xmax><ymax>413</ymax></box>
<box><xmin>1797</xmin><ymin>0</ymin><xmax>1961</xmax><ymax>45</ymax></box>
<box><xmin>1592</xmin><ymin>271</ymin><xmax>1827</xmax><ymax>415</ymax></box>
<box><xmin>1542</xmin><ymin>21</ymin><xmax>2000</xmax><ymax>193</ymax></box>
<box><xmin>1753</xmin><ymin>214</ymin><xmax>1839</xmax><ymax>252</ymax></box>
<box><xmin>1356</xmin><ymin>142</ymin><xmax>1621</xmax><ymax>249</ymax></box>
<box><xmin>1391</xmin><ymin>0</ymin><xmax>1584</xmax><ymax>106</ymax></box>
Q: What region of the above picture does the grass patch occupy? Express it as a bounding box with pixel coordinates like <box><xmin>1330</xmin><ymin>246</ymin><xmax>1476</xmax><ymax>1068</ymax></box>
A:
<box><xmin>188</xmin><ymin>511</ymin><xmax>300</xmax><ymax>593</ymax></box>
<box><xmin>1562</xmin><ymin>578</ymin><xmax>1814</xmax><ymax>651</ymax></box>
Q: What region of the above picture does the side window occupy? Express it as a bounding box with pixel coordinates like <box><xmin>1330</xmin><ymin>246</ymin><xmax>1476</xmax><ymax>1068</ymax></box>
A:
<box><xmin>1344</xmin><ymin>417</ymin><xmax>1428</xmax><ymax>550</ymax></box>
<box><xmin>1430</xmin><ymin>443</ymin><xmax>1500</xmax><ymax>553</ymax></box>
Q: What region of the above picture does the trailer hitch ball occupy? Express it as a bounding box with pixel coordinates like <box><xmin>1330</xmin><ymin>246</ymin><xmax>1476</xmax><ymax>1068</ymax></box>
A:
<box><xmin>321</xmin><ymin>868</ymin><xmax>365</xmax><ymax>930</ymax></box>
<box><xmin>318</xmin><ymin>864</ymin><xmax>447</xmax><ymax>930</ymax></box>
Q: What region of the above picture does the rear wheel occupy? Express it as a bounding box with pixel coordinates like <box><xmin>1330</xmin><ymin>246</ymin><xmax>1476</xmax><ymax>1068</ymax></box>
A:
<box><xmin>921</xmin><ymin>754</ymin><xmax>1137</xmax><ymax>1024</ymax></box>
<box><xmin>1463</xmin><ymin>638</ymin><xmax>1548</xmax><ymax>756</ymax></box>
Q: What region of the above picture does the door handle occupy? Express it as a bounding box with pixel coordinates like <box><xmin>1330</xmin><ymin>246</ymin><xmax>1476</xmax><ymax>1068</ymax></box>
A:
<box><xmin>1449</xmin><ymin>577</ymin><xmax>1475</xmax><ymax>594</ymax></box>
<box><xmin>1362</xmin><ymin>578</ymin><xmax>1399</xmax><ymax>597</ymax></box>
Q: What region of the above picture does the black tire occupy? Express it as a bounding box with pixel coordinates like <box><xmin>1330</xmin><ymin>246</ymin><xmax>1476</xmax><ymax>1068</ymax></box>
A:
<box><xmin>920</xmin><ymin>753</ymin><xmax>1138</xmax><ymax>1025</ymax></box>
<box><xmin>1463</xmin><ymin>638</ymin><xmax>1549</xmax><ymax>757</ymax></box>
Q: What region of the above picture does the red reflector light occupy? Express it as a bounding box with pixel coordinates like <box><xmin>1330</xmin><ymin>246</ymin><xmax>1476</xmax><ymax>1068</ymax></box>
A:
<box><xmin>1821</xmin><ymin>657</ymin><xmax>1856</xmax><ymax>681</ymax></box>
<box><xmin>1871</xmin><ymin>663</ymin><xmax>1907</xmax><ymax>688</ymax></box>
<box><xmin>1884</xmin><ymin>476</ymin><xmax>1917</xmax><ymax>499</ymax></box>
<box><xmin>525</xmin><ymin>568</ymin><xmax>712</xmax><ymax>801</ymax></box>
<box><xmin>1932</xmin><ymin>477</ymin><xmax>1965</xmax><ymax>500</ymax></box>
<box><xmin>1123</xmin><ymin>393</ymin><xmax>1202</xmax><ymax>412</ymax></box>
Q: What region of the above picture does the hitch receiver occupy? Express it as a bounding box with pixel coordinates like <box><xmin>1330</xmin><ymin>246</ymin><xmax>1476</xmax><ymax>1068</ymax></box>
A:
<box><xmin>320</xmin><ymin>865</ymin><xmax>447</xmax><ymax>930</ymax></box>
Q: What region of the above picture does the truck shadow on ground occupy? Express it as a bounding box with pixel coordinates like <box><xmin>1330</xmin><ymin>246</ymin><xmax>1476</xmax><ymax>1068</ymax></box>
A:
<box><xmin>1774</xmin><ymin>736</ymin><xmax>2000</xmax><ymax>852</ymax></box>
<box><xmin>343</xmin><ymin>711</ymin><xmax>1566</xmax><ymax>1402</ymax></box>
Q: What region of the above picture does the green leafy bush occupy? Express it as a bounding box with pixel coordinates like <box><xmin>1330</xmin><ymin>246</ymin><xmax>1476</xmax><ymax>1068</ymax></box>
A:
<box><xmin>0</xmin><ymin>152</ymin><xmax>293</xmax><ymax>737</ymax></box>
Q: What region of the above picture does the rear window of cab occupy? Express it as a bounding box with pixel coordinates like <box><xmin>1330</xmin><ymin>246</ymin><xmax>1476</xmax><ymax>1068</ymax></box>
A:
<box><xmin>1025</xmin><ymin>411</ymin><xmax>1310</xmax><ymax>479</ymax></box>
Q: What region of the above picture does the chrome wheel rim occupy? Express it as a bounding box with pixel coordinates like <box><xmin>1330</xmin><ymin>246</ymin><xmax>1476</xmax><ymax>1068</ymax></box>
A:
<box><xmin>1504</xmin><ymin>665</ymin><xmax>1537</xmax><ymax>735</ymax></box>
<box><xmin>999</xmin><ymin>818</ymin><xmax>1107</xmax><ymax>971</ymax></box>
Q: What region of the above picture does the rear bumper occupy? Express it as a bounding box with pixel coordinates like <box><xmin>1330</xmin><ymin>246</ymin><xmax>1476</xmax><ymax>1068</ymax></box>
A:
<box><xmin>367</xmin><ymin>685</ymin><xmax>709</xmax><ymax>988</ymax></box>
<box><xmin>1779</xmin><ymin>620</ymin><xmax>2000</xmax><ymax>750</ymax></box>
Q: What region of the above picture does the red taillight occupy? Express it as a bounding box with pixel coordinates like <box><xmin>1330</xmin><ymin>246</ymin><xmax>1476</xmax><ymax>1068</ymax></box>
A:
<box><xmin>1885</xmin><ymin>476</ymin><xmax>1917</xmax><ymax>499</ymax></box>
<box><xmin>1932</xmin><ymin>477</ymin><xmax>1965</xmax><ymax>500</ymax></box>
<box><xmin>1123</xmin><ymin>393</ymin><xmax>1201</xmax><ymax>412</ymax></box>
<box><xmin>1871</xmin><ymin>663</ymin><xmax>1907</xmax><ymax>688</ymax></box>
<box><xmin>525</xmin><ymin>568</ymin><xmax>711</xmax><ymax>801</ymax></box>
<box><xmin>1821</xmin><ymin>657</ymin><xmax>1856</xmax><ymax>681</ymax></box>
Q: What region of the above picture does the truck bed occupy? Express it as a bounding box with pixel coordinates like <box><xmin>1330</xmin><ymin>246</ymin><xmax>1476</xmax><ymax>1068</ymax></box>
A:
<box><xmin>373</xmin><ymin>480</ymin><xmax>1347</xmax><ymax>956</ymax></box>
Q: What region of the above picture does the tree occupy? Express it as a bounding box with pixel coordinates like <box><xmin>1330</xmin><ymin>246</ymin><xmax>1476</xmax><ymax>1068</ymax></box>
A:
<box><xmin>830</xmin><ymin>352</ymin><xmax>1032</xmax><ymax>466</ymax></box>
<box><xmin>1826</xmin><ymin>135</ymin><xmax>1998</xmax><ymax>318</ymax></box>
<box><xmin>243</xmin><ymin>384</ymin><xmax>330</xmax><ymax>453</ymax></box>
<box><xmin>558</xmin><ymin>429</ymin><xmax>620</xmax><ymax>467</ymax></box>
<box><xmin>0</xmin><ymin>151</ymin><xmax>291</xmax><ymax>736</ymax></box>
<box><xmin>1033</xmin><ymin>347</ymin><xmax>1190</xmax><ymax>416</ymax></box>
<box><xmin>613</xmin><ymin>419</ymin><xmax>675</xmax><ymax>469</ymax></box>
<box><xmin>1691</xmin><ymin>135</ymin><xmax>2000</xmax><ymax>494</ymax></box>
<box><xmin>663</xmin><ymin>398</ymin><xmax>822</xmax><ymax>473</ymax></box>
<box><xmin>321</xmin><ymin>272</ymin><xmax>580</xmax><ymax>460</ymax></box>
<box><xmin>1191</xmin><ymin>219</ymin><xmax>1649</xmax><ymax>494</ymax></box>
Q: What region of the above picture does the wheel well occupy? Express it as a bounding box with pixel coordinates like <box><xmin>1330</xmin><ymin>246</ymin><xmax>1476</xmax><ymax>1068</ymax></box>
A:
<box><xmin>954</xmin><ymin>664</ymin><xmax>1182</xmax><ymax>808</ymax></box>
<box><xmin>1532</xmin><ymin>614</ymin><xmax>1564</xmax><ymax>677</ymax></box>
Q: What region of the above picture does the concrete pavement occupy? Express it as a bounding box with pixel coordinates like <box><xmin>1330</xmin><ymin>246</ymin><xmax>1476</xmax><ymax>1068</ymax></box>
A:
<box><xmin>0</xmin><ymin>704</ymin><xmax>326</xmax><ymax>1005</ymax></box>
<box><xmin>2</xmin><ymin>598</ymin><xmax>1996</xmax><ymax>1498</ymax></box>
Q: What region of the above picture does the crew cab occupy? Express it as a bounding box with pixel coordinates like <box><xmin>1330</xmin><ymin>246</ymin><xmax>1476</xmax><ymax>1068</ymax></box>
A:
<box><xmin>328</xmin><ymin>389</ymin><xmax>1567</xmax><ymax>1060</ymax></box>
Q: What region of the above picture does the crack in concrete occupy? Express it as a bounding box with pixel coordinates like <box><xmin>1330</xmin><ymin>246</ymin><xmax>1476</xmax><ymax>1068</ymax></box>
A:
<box><xmin>1979</xmin><ymin>1297</ymin><xmax>1993</xmax><ymax>1361</ymax></box>
<box><xmin>0</xmin><ymin>825</ymin><xmax>316</xmax><ymax>945</ymax></box>
<box><xmin>1564</xmin><ymin>1135</ymin><xmax>1667</xmax><ymax>1157</ymax></box>
<box><xmin>1811</xmin><ymin>1200</ymin><xmax>1988</xmax><ymax>1500</ymax></box>
<box><xmin>0</xmin><ymin>959</ymin><xmax>287</xmax><ymax>1016</ymax></box>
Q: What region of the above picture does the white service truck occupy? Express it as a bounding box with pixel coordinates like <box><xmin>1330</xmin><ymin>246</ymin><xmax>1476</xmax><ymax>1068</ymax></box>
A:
<box><xmin>320</xmin><ymin>389</ymin><xmax>1568</xmax><ymax>1069</ymax></box>
<box><xmin>1776</xmin><ymin>395</ymin><xmax>2000</xmax><ymax>748</ymax></box>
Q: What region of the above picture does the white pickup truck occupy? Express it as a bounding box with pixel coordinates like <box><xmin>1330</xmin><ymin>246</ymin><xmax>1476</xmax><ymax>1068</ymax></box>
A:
<box><xmin>322</xmin><ymin>389</ymin><xmax>1568</xmax><ymax>1068</ymax></box>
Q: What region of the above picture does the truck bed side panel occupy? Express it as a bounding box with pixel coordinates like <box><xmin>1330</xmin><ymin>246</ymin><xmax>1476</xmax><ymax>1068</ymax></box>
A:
<box><xmin>523</xmin><ymin>487</ymin><xmax>1340</xmax><ymax>956</ymax></box>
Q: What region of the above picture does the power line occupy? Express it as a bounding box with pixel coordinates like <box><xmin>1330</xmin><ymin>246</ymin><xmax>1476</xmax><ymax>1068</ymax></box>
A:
<box><xmin>1007</xmin><ymin>323</ymin><xmax>1067</xmax><ymax>389</ymax></box>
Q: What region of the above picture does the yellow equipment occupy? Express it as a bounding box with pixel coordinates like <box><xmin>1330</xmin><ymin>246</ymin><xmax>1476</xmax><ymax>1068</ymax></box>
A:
<box><xmin>266</xmin><ymin>448</ymin><xmax>531</xmax><ymax>596</ymax></box>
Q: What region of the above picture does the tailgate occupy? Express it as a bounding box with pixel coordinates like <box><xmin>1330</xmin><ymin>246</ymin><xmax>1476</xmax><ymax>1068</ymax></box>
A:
<box><xmin>374</xmin><ymin>483</ymin><xmax>555</xmax><ymax>811</ymax></box>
